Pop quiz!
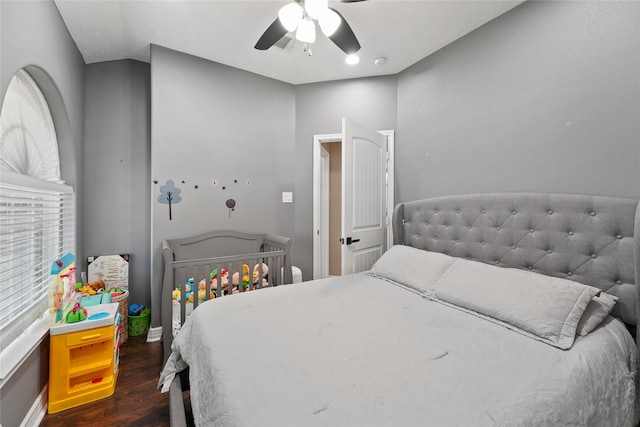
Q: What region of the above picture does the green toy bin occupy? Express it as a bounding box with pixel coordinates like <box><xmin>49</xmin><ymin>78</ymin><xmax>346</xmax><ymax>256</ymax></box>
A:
<box><xmin>128</xmin><ymin>307</ymin><xmax>151</xmax><ymax>337</ymax></box>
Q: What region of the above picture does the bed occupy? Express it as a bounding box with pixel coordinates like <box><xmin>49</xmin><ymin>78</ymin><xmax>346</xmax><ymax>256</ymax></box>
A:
<box><xmin>159</xmin><ymin>193</ymin><xmax>640</xmax><ymax>427</ymax></box>
<box><xmin>160</xmin><ymin>230</ymin><xmax>293</xmax><ymax>360</ymax></box>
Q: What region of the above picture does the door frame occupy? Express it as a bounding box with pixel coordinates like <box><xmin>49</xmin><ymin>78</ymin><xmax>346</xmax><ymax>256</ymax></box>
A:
<box><xmin>312</xmin><ymin>129</ymin><xmax>395</xmax><ymax>280</ymax></box>
<box><xmin>319</xmin><ymin>145</ymin><xmax>330</xmax><ymax>279</ymax></box>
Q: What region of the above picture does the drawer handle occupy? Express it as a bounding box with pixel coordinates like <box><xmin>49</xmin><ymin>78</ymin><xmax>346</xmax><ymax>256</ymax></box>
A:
<box><xmin>81</xmin><ymin>334</ymin><xmax>102</xmax><ymax>340</ymax></box>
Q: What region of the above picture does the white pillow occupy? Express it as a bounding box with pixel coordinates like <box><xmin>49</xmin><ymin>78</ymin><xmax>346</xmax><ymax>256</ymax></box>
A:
<box><xmin>432</xmin><ymin>259</ymin><xmax>601</xmax><ymax>350</ymax></box>
<box><xmin>576</xmin><ymin>293</ymin><xmax>618</xmax><ymax>336</ymax></box>
<box><xmin>370</xmin><ymin>245</ymin><xmax>457</xmax><ymax>293</ymax></box>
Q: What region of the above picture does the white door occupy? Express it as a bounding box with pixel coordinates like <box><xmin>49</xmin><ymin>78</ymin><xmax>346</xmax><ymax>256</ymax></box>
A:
<box><xmin>341</xmin><ymin>118</ymin><xmax>388</xmax><ymax>274</ymax></box>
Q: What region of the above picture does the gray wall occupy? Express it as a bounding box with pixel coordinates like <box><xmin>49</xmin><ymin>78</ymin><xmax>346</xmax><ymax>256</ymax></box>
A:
<box><xmin>0</xmin><ymin>1</ymin><xmax>85</xmax><ymax>426</ymax></box>
<box><xmin>293</xmin><ymin>77</ymin><xmax>398</xmax><ymax>280</ymax></box>
<box><xmin>148</xmin><ymin>47</ymin><xmax>399</xmax><ymax>322</ymax></box>
<box><xmin>84</xmin><ymin>60</ymin><xmax>151</xmax><ymax>307</ymax></box>
<box><xmin>2</xmin><ymin>0</ymin><xmax>639</xmax><ymax>424</ymax></box>
<box><xmin>396</xmin><ymin>0</ymin><xmax>640</xmax><ymax>202</ymax></box>
<box><xmin>149</xmin><ymin>45</ymin><xmax>296</xmax><ymax>326</ymax></box>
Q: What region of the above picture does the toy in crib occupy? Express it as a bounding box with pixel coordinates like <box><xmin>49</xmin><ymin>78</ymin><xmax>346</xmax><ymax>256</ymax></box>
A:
<box><xmin>252</xmin><ymin>263</ymin><xmax>269</xmax><ymax>288</ymax></box>
<box><xmin>172</xmin><ymin>288</ymin><xmax>182</xmax><ymax>302</ymax></box>
<box><xmin>210</xmin><ymin>269</ymin><xmax>233</xmax><ymax>294</ymax></box>
<box><xmin>172</xmin><ymin>278</ymin><xmax>194</xmax><ymax>303</ymax></box>
<box><xmin>231</xmin><ymin>264</ymin><xmax>251</xmax><ymax>290</ymax></box>
<box><xmin>172</xmin><ymin>264</ymin><xmax>271</xmax><ymax>303</ymax></box>
<box><xmin>185</xmin><ymin>278</ymin><xmax>215</xmax><ymax>304</ymax></box>
<box><xmin>184</xmin><ymin>278</ymin><xmax>194</xmax><ymax>302</ymax></box>
<box><xmin>231</xmin><ymin>263</ymin><xmax>270</xmax><ymax>290</ymax></box>
<box><xmin>229</xmin><ymin>263</ymin><xmax>269</xmax><ymax>291</ymax></box>
<box><xmin>173</xmin><ymin>277</ymin><xmax>216</xmax><ymax>304</ymax></box>
<box><xmin>197</xmin><ymin>279</ymin><xmax>215</xmax><ymax>301</ymax></box>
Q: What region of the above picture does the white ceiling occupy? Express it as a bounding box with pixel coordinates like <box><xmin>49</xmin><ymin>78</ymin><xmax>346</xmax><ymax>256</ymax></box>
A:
<box><xmin>54</xmin><ymin>0</ymin><xmax>523</xmax><ymax>85</ymax></box>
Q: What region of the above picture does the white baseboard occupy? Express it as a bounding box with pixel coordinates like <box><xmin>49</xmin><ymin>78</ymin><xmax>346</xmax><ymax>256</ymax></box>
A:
<box><xmin>146</xmin><ymin>326</ymin><xmax>162</xmax><ymax>342</ymax></box>
<box><xmin>20</xmin><ymin>384</ymin><xmax>47</xmax><ymax>427</ymax></box>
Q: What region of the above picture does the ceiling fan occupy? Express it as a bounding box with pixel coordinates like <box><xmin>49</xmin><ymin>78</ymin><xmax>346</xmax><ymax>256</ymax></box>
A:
<box><xmin>255</xmin><ymin>0</ymin><xmax>368</xmax><ymax>55</ymax></box>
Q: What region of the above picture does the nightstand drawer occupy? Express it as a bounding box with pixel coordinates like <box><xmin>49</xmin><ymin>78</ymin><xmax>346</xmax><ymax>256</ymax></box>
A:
<box><xmin>66</xmin><ymin>324</ymin><xmax>113</xmax><ymax>347</ymax></box>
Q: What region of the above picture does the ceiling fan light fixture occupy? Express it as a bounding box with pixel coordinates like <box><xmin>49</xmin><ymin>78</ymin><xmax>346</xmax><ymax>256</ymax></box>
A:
<box><xmin>318</xmin><ymin>8</ymin><xmax>341</xmax><ymax>37</ymax></box>
<box><xmin>305</xmin><ymin>0</ymin><xmax>328</xmax><ymax>20</ymax></box>
<box><xmin>345</xmin><ymin>54</ymin><xmax>360</xmax><ymax>65</ymax></box>
<box><xmin>255</xmin><ymin>0</ymin><xmax>364</xmax><ymax>54</ymax></box>
<box><xmin>278</xmin><ymin>3</ymin><xmax>303</xmax><ymax>32</ymax></box>
<box><xmin>296</xmin><ymin>18</ymin><xmax>316</xmax><ymax>43</ymax></box>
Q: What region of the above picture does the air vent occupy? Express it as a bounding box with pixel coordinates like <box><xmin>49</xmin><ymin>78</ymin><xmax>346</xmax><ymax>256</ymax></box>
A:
<box><xmin>273</xmin><ymin>35</ymin><xmax>296</xmax><ymax>53</ymax></box>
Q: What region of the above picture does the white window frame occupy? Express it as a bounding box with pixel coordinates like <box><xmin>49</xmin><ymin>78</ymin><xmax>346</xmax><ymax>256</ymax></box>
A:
<box><xmin>0</xmin><ymin>171</ymin><xmax>75</xmax><ymax>386</ymax></box>
<box><xmin>0</xmin><ymin>68</ymin><xmax>75</xmax><ymax>386</ymax></box>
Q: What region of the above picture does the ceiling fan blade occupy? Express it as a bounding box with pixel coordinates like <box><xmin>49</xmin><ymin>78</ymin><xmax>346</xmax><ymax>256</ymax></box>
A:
<box><xmin>255</xmin><ymin>18</ymin><xmax>288</xmax><ymax>50</ymax></box>
<box><xmin>328</xmin><ymin>8</ymin><xmax>361</xmax><ymax>54</ymax></box>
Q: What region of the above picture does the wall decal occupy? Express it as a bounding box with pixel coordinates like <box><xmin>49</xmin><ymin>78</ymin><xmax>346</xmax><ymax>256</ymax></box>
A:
<box><xmin>212</xmin><ymin>178</ymin><xmax>245</xmax><ymax>191</ymax></box>
<box><xmin>158</xmin><ymin>180</ymin><xmax>182</xmax><ymax>220</ymax></box>
<box><xmin>226</xmin><ymin>199</ymin><xmax>236</xmax><ymax>217</ymax></box>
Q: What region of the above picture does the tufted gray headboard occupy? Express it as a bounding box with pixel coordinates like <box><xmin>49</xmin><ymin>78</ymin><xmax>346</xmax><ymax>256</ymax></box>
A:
<box><xmin>393</xmin><ymin>193</ymin><xmax>640</xmax><ymax>334</ymax></box>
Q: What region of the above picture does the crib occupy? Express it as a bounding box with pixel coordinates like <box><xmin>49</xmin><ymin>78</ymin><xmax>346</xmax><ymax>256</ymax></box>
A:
<box><xmin>160</xmin><ymin>230</ymin><xmax>293</xmax><ymax>361</ymax></box>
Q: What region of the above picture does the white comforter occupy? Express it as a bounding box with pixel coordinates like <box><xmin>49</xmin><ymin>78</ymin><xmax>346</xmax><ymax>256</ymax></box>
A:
<box><xmin>160</xmin><ymin>273</ymin><xmax>638</xmax><ymax>427</ymax></box>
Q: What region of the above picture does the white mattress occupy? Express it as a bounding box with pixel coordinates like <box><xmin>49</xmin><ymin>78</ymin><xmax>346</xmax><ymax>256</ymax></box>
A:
<box><xmin>160</xmin><ymin>272</ymin><xmax>638</xmax><ymax>426</ymax></box>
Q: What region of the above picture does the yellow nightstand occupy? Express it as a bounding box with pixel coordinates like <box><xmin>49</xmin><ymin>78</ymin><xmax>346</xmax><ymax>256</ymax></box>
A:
<box><xmin>48</xmin><ymin>303</ymin><xmax>121</xmax><ymax>413</ymax></box>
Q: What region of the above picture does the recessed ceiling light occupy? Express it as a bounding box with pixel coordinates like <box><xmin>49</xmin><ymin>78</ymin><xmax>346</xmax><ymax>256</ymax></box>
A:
<box><xmin>345</xmin><ymin>54</ymin><xmax>360</xmax><ymax>65</ymax></box>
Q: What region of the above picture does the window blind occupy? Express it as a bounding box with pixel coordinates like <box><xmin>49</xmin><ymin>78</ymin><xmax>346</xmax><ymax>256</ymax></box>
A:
<box><xmin>0</xmin><ymin>171</ymin><xmax>75</xmax><ymax>352</ymax></box>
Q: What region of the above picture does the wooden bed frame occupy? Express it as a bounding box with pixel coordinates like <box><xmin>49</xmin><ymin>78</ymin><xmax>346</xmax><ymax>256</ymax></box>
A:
<box><xmin>163</xmin><ymin>193</ymin><xmax>640</xmax><ymax>426</ymax></box>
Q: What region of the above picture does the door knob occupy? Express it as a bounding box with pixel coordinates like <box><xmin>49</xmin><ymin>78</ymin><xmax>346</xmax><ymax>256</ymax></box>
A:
<box><xmin>341</xmin><ymin>237</ymin><xmax>360</xmax><ymax>245</ymax></box>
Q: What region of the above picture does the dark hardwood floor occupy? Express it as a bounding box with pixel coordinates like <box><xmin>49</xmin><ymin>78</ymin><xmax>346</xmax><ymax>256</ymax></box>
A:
<box><xmin>41</xmin><ymin>335</ymin><xmax>171</xmax><ymax>427</ymax></box>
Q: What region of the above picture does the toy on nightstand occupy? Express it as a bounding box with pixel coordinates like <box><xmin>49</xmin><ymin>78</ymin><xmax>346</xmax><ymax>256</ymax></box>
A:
<box><xmin>77</xmin><ymin>279</ymin><xmax>114</xmax><ymax>306</ymax></box>
<box><xmin>78</xmin><ymin>279</ymin><xmax>106</xmax><ymax>295</ymax></box>
<box><xmin>104</xmin><ymin>288</ymin><xmax>125</xmax><ymax>298</ymax></box>
<box><xmin>65</xmin><ymin>302</ymin><xmax>87</xmax><ymax>323</ymax></box>
<box><xmin>53</xmin><ymin>290</ymin><xmax>64</xmax><ymax>323</ymax></box>
<box><xmin>49</xmin><ymin>253</ymin><xmax>78</xmax><ymax>326</ymax></box>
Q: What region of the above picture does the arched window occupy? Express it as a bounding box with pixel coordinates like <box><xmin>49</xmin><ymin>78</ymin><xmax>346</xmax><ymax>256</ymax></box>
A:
<box><xmin>1</xmin><ymin>69</ymin><xmax>62</xmax><ymax>181</ymax></box>
<box><xmin>0</xmin><ymin>69</ymin><xmax>75</xmax><ymax>358</ymax></box>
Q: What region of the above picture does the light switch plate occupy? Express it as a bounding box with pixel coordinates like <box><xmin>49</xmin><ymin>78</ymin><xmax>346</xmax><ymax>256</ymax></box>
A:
<box><xmin>282</xmin><ymin>192</ymin><xmax>293</xmax><ymax>203</ymax></box>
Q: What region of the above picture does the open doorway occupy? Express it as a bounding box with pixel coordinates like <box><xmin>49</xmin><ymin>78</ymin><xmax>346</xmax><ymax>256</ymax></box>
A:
<box><xmin>321</xmin><ymin>140</ymin><xmax>342</xmax><ymax>276</ymax></box>
<box><xmin>312</xmin><ymin>119</ymin><xmax>395</xmax><ymax>280</ymax></box>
